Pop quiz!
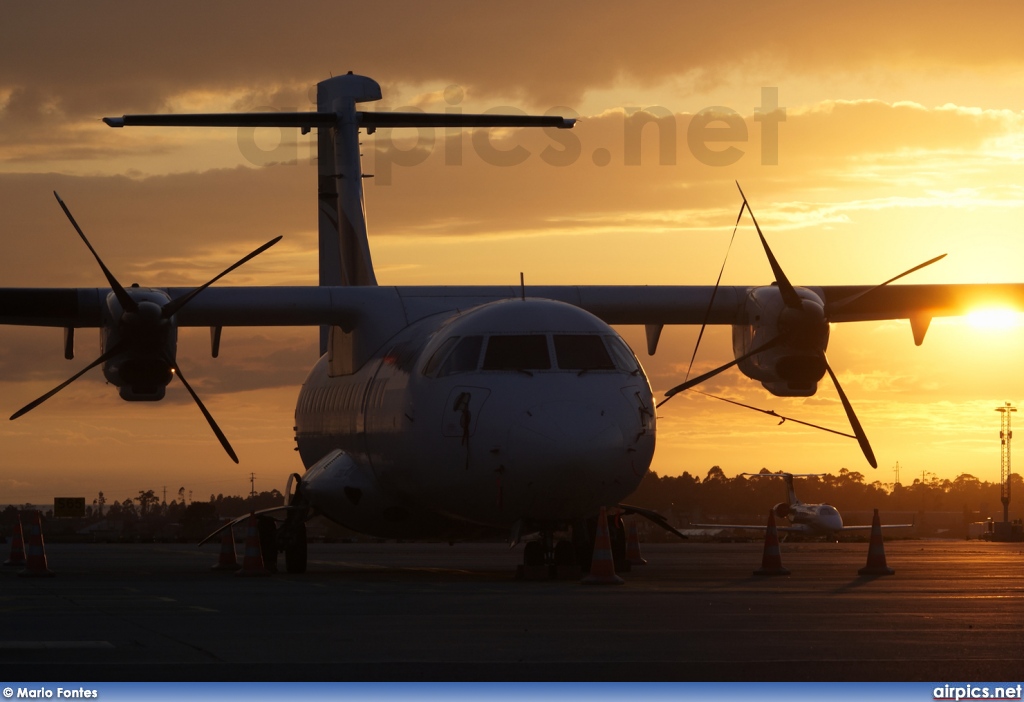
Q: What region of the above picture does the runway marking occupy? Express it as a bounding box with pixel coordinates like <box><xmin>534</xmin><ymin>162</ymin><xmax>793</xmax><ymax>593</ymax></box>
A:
<box><xmin>0</xmin><ymin>641</ymin><xmax>114</xmax><ymax>650</ymax></box>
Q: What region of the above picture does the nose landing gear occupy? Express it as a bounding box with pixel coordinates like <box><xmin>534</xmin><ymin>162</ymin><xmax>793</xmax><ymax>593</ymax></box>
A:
<box><xmin>516</xmin><ymin>513</ymin><xmax>630</xmax><ymax>580</ymax></box>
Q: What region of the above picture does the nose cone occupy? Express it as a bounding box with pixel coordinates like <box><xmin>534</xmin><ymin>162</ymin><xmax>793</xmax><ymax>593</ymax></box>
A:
<box><xmin>507</xmin><ymin>400</ymin><xmax>636</xmax><ymax>518</ymax></box>
<box><xmin>819</xmin><ymin>509</ymin><xmax>844</xmax><ymax>532</ymax></box>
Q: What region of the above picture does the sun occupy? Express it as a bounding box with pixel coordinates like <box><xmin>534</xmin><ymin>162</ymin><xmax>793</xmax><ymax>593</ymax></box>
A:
<box><xmin>966</xmin><ymin>307</ymin><xmax>1023</xmax><ymax>330</ymax></box>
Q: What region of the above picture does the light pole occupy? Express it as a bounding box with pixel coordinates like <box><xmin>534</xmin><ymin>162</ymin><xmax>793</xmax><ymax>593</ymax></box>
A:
<box><xmin>995</xmin><ymin>402</ymin><xmax>1016</xmax><ymax>523</ymax></box>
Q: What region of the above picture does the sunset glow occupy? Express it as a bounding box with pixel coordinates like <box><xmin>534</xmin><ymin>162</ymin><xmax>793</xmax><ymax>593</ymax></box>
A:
<box><xmin>3</xmin><ymin>3</ymin><xmax>1024</xmax><ymax>504</ymax></box>
<box><xmin>966</xmin><ymin>307</ymin><xmax>1023</xmax><ymax>330</ymax></box>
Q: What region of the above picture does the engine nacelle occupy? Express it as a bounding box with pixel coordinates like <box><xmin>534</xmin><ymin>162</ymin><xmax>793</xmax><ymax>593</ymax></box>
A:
<box><xmin>732</xmin><ymin>285</ymin><xmax>830</xmax><ymax>397</ymax></box>
<box><xmin>773</xmin><ymin>502</ymin><xmax>791</xmax><ymax>519</ymax></box>
<box><xmin>99</xmin><ymin>288</ymin><xmax>178</xmax><ymax>401</ymax></box>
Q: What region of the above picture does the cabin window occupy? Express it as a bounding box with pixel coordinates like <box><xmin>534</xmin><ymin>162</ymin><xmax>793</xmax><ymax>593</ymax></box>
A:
<box><xmin>605</xmin><ymin>335</ymin><xmax>640</xmax><ymax>373</ymax></box>
<box><xmin>482</xmin><ymin>335</ymin><xmax>551</xmax><ymax>371</ymax></box>
<box><xmin>438</xmin><ymin>335</ymin><xmax>483</xmax><ymax>376</ymax></box>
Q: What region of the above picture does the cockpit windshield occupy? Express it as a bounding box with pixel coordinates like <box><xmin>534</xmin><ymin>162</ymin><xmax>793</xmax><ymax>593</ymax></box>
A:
<box><xmin>439</xmin><ymin>336</ymin><xmax>483</xmax><ymax>376</ymax></box>
<box><xmin>482</xmin><ymin>335</ymin><xmax>551</xmax><ymax>371</ymax></box>
<box><xmin>554</xmin><ymin>334</ymin><xmax>615</xmax><ymax>371</ymax></box>
<box><xmin>423</xmin><ymin>332</ymin><xmax>642</xmax><ymax>376</ymax></box>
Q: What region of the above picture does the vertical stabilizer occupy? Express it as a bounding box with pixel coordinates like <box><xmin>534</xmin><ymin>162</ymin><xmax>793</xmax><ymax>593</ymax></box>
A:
<box><xmin>317</xmin><ymin>73</ymin><xmax>380</xmax><ymax>290</ymax></box>
<box><xmin>317</xmin><ymin>74</ymin><xmax>381</xmax><ymax>364</ymax></box>
<box><xmin>783</xmin><ymin>473</ymin><xmax>798</xmax><ymax>505</ymax></box>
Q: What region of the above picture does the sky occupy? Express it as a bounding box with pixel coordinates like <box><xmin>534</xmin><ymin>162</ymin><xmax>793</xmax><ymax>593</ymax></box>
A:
<box><xmin>3</xmin><ymin>1</ymin><xmax>1024</xmax><ymax>504</ymax></box>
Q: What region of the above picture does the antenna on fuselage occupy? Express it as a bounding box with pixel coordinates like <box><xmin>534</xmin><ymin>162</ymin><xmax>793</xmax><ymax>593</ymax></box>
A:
<box><xmin>520</xmin><ymin>272</ymin><xmax>525</xmax><ymax>301</ymax></box>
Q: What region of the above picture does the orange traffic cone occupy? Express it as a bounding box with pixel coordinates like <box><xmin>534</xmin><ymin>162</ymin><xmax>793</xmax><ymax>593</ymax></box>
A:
<box><xmin>858</xmin><ymin>508</ymin><xmax>895</xmax><ymax>576</ymax></box>
<box><xmin>4</xmin><ymin>514</ymin><xmax>26</xmax><ymax>567</ymax></box>
<box><xmin>625</xmin><ymin>520</ymin><xmax>647</xmax><ymax>566</ymax></box>
<box><xmin>18</xmin><ymin>510</ymin><xmax>54</xmax><ymax>578</ymax></box>
<box><xmin>753</xmin><ymin>509</ymin><xmax>790</xmax><ymax>576</ymax></box>
<box><xmin>211</xmin><ymin>520</ymin><xmax>240</xmax><ymax>571</ymax></box>
<box><xmin>583</xmin><ymin>506</ymin><xmax>625</xmax><ymax>585</ymax></box>
<box><xmin>236</xmin><ymin>513</ymin><xmax>270</xmax><ymax>577</ymax></box>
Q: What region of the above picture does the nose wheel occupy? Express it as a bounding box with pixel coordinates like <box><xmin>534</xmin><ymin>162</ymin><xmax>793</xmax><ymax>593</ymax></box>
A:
<box><xmin>517</xmin><ymin>515</ymin><xmax>629</xmax><ymax>579</ymax></box>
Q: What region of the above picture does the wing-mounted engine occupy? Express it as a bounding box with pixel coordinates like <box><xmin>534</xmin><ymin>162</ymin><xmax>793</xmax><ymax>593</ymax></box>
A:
<box><xmin>9</xmin><ymin>192</ymin><xmax>281</xmax><ymax>462</ymax></box>
<box><xmin>733</xmin><ymin>284</ymin><xmax>830</xmax><ymax>397</ymax></box>
<box><xmin>100</xmin><ymin>286</ymin><xmax>176</xmax><ymax>401</ymax></box>
<box><xmin>660</xmin><ymin>183</ymin><xmax>949</xmax><ymax>469</ymax></box>
<box><xmin>772</xmin><ymin>501</ymin><xmax>792</xmax><ymax>519</ymax></box>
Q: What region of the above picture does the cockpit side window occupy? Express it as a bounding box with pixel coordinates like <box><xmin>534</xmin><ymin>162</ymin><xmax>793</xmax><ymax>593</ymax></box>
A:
<box><xmin>482</xmin><ymin>335</ymin><xmax>551</xmax><ymax>371</ymax></box>
<box><xmin>422</xmin><ymin>336</ymin><xmax>459</xmax><ymax>376</ymax></box>
<box><xmin>554</xmin><ymin>335</ymin><xmax>615</xmax><ymax>371</ymax></box>
<box><xmin>438</xmin><ymin>335</ymin><xmax>483</xmax><ymax>376</ymax></box>
<box><xmin>605</xmin><ymin>335</ymin><xmax>640</xmax><ymax>373</ymax></box>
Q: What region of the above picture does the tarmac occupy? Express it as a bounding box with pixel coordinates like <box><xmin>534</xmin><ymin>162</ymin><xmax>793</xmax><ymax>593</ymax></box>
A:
<box><xmin>1</xmin><ymin>538</ymin><xmax>1022</xmax><ymax>681</ymax></box>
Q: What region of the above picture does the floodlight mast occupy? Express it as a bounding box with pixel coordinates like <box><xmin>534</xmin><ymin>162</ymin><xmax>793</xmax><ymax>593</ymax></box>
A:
<box><xmin>996</xmin><ymin>402</ymin><xmax>1016</xmax><ymax>523</ymax></box>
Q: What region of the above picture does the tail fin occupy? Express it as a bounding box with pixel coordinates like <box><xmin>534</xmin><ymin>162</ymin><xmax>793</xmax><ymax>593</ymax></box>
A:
<box><xmin>104</xmin><ymin>73</ymin><xmax>575</xmax><ymax>369</ymax></box>
<box><xmin>783</xmin><ymin>473</ymin><xmax>797</xmax><ymax>505</ymax></box>
<box><xmin>316</xmin><ymin>73</ymin><xmax>380</xmax><ymax>291</ymax></box>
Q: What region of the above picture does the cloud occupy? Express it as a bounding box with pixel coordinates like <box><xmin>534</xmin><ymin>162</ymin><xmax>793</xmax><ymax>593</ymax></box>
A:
<box><xmin>5</xmin><ymin>4</ymin><xmax>1024</xmax><ymax>500</ymax></box>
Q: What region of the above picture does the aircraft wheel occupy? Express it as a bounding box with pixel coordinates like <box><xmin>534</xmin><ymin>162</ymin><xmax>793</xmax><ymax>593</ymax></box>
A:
<box><xmin>554</xmin><ymin>540</ymin><xmax>576</xmax><ymax>566</ymax></box>
<box><xmin>608</xmin><ymin>515</ymin><xmax>630</xmax><ymax>573</ymax></box>
<box><xmin>257</xmin><ymin>516</ymin><xmax>278</xmax><ymax>573</ymax></box>
<box><xmin>572</xmin><ymin>519</ymin><xmax>593</xmax><ymax>572</ymax></box>
<box><xmin>285</xmin><ymin>522</ymin><xmax>307</xmax><ymax>574</ymax></box>
<box><xmin>523</xmin><ymin>540</ymin><xmax>545</xmax><ymax>567</ymax></box>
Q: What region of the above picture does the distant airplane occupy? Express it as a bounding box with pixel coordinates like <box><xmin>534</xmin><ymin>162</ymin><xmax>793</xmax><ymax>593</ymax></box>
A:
<box><xmin>0</xmin><ymin>73</ymin><xmax>1015</xmax><ymax>573</ymax></box>
<box><xmin>691</xmin><ymin>472</ymin><xmax>914</xmax><ymax>538</ymax></box>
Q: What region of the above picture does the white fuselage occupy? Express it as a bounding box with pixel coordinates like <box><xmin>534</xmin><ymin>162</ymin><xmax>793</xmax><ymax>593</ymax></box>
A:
<box><xmin>783</xmin><ymin>501</ymin><xmax>845</xmax><ymax>535</ymax></box>
<box><xmin>293</xmin><ymin>299</ymin><xmax>656</xmax><ymax>538</ymax></box>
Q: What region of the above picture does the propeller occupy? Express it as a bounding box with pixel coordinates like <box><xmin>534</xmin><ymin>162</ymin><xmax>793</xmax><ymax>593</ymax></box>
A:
<box><xmin>691</xmin><ymin>390</ymin><xmax>856</xmax><ymax>438</ymax></box>
<box><xmin>657</xmin><ymin>333</ymin><xmax>785</xmax><ymax>408</ymax></box>
<box><xmin>735</xmin><ymin>181</ymin><xmax>802</xmax><ymax>310</ymax></box>
<box><xmin>678</xmin><ymin>197</ymin><xmax>747</xmax><ymax>387</ymax></box>
<box><xmin>10</xmin><ymin>341</ymin><xmax>127</xmax><ymax>420</ymax></box>
<box><xmin>661</xmin><ymin>183</ymin><xmax>947</xmax><ymax>469</ymax></box>
<box><xmin>10</xmin><ymin>191</ymin><xmax>282</xmax><ymax>463</ymax></box>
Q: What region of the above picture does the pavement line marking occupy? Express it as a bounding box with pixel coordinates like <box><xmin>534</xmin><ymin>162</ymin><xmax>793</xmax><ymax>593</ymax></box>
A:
<box><xmin>0</xmin><ymin>641</ymin><xmax>115</xmax><ymax>649</ymax></box>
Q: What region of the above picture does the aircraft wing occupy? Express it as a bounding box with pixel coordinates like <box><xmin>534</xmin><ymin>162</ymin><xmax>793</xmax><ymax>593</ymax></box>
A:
<box><xmin>840</xmin><ymin>522</ymin><xmax>914</xmax><ymax>531</ymax></box>
<box><xmin>4</xmin><ymin>283</ymin><xmax>1023</xmax><ymax>331</ymax></box>
<box><xmin>689</xmin><ymin>522</ymin><xmax>811</xmax><ymax>533</ymax></box>
<box><xmin>690</xmin><ymin>523</ymin><xmax>768</xmax><ymax>531</ymax></box>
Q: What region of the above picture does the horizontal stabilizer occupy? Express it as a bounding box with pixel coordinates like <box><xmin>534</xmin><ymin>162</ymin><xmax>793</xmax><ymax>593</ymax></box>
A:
<box><xmin>104</xmin><ymin>113</ymin><xmax>336</xmax><ymax>129</ymax></box>
<box><xmin>359</xmin><ymin>112</ymin><xmax>575</xmax><ymax>130</ymax></box>
<box><xmin>104</xmin><ymin>111</ymin><xmax>575</xmax><ymax>131</ymax></box>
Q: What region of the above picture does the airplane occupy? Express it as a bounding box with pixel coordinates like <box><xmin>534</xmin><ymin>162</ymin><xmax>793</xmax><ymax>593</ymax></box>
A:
<box><xmin>691</xmin><ymin>472</ymin><xmax>914</xmax><ymax>539</ymax></box>
<box><xmin>1</xmin><ymin>72</ymin><xmax>1022</xmax><ymax>574</ymax></box>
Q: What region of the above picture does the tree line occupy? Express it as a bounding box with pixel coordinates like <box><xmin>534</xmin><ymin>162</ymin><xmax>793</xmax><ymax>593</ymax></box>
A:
<box><xmin>626</xmin><ymin>466</ymin><xmax>1022</xmax><ymax>524</ymax></box>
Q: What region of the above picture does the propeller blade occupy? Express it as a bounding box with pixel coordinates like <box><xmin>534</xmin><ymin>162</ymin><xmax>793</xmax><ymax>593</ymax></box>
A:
<box><xmin>162</xmin><ymin>236</ymin><xmax>283</xmax><ymax>319</ymax></box>
<box><xmin>658</xmin><ymin>333</ymin><xmax>786</xmax><ymax>407</ymax></box>
<box><xmin>680</xmin><ymin>198</ymin><xmax>747</xmax><ymax>384</ymax></box>
<box><xmin>735</xmin><ymin>181</ymin><xmax>802</xmax><ymax>310</ymax></box>
<box><xmin>693</xmin><ymin>390</ymin><xmax>856</xmax><ymax>438</ymax></box>
<box><xmin>828</xmin><ymin>253</ymin><xmax>948</xmax><ymax>312</ymax></box>
<box><xmin>618</xmin><ymin>503</ymin><xmax>689</xmax><ymax>540</ymax></box>
<box><xmin>169</xmin><ymin>359</ymin><xmax>239</xmax><ymax>463</ymax></box>
<box><xmin>10</xmin><ymin>341</ymin><xmax>126</xmax><ymax>420</ymax></box>
<box><xmin>53</xmin><ymin>192</ymin><xmax>138</xmax><ymax>314</ymax></box>
<box><xmin>823</xmin><ymin>354</ymin><xmax>877</xmax><ymax>468</ymax></box>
